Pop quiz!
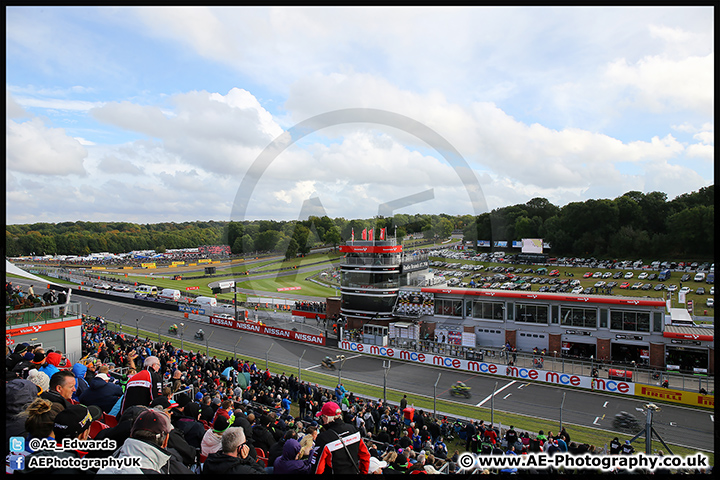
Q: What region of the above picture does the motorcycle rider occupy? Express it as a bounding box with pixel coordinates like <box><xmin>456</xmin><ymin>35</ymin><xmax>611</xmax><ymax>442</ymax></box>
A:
<box><xmin>196</xmin><ymin>328</ymin><xmax>204</xmax><ymax>339</ymax></box>
<box><xmin>452</xmin><ymin>381</ymin><xmax>470</xmax><ymax>396</ymax></box>
<box><xmin>322</xmin><ymin>356</ymin><xmax>334</xmax><ymax>368</ymax></box>
<box><xmin>169</xmin><ymin>323</ymin><xmax>178</xmax><ymax>333</ymax></box>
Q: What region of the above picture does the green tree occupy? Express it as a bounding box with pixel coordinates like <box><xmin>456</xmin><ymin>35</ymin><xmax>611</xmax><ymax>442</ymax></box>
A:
<box><xmin>285</xmin><ymin>238</ymin><xmax>299</xmax><ymax>259</ymax></box>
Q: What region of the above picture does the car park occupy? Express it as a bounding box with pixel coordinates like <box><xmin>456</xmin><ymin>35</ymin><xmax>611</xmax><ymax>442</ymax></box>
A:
<box><xmin>681</xmin><ymin>274</ymin><xmax>691</xmax><ymax>282</ymax></box>
<box><xmin>707</xmin><ymin>298</ymin><xmax>714</xmax><ymax>308</ymax></box>
<box><xmin>602</xmin><ymin>272</ymin><xmax>613</xmax><ymax>278</ymax></box>
<box><xmin>592</xmin><ymin>272</ymin><xmax>602</xmax><ymax>278</ymax></box>
<box><xmin>583</xmin><ymin>287</ymin><xmax>593</xmax><ymax>294</ymax></box>
<box><xmin>667</xmin><ymin>284</ymin><xmax>678</xmax><ymax>292</ymax></box>
<box><xmin>647</xmin><ymin>273</ymin><xmax>657</xmax><ymax>281</ymax></box>
<box><xmin>549</xmin><ymin>269</ymin><xmax>560</xmax><ymax>276</ymax></box>
<box><xmin>638</xmin><ymin>272</ymin><xmax>648</xmax><ymax>280</ymax></box>
<box><xmin>624</xmin><ymin>272</ymin><xmax>634</xmax><ymax>279</ymax></box>
<box><xmin>679</xmin><ymin>286</ymin><xmax>692</xmax><ymax>295</ymax></box>
<box><xmin>696</xmin><ymin>287</ymin><xmax>706</xmax><ymax>295</ymax></box>
<box><xmin>583</xmin><ymin>272</ymin><xmax>593</xmax><ymax>278</ymax></box>
<box><xmin>653</xmin><ymin>284</ymin><xmax>665</xmax><ymax>291</ymax></box>
<box><xmin>641</xmin><ymin>283</ymin><xmax>652</xmax><ymax>290</ymax></box>
<box><xmin>613</xmin><ymin>271</ymin><xmax>623</xmax><ymax>279</ymax></box>
<box><xmin>631</xmin><ymin>282</ymin><xmax>642</xmax><ymax>290</ymax></box>
<box><xmin>619</xmin><ymin>282</ymin><xmax>630</xmax><ymax>289</ymax></box>
<box><xmin>606</xmin><ymin>281</ymin><xmax>617</xmax><ymax>288</ymax></box>
<box><xmin>594</xmin><ymin>281</ymin><xmax>606</xmax><ymax>288</ymax></box>
<box><xmin>571</xmin><ymin>286</ymin><xmax>584</xmax><ymax>294</ymax></box>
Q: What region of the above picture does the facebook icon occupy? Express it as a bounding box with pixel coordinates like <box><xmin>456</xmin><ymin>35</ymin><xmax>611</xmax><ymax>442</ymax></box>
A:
<box><xmin>9</xmin><ymin>454</ymin><xmax>25</xmax><ymax>471</ymax></box>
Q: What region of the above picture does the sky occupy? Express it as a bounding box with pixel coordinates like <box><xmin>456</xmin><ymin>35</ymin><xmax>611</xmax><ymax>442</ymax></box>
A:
<box><xmin>6</xmin><ymin>6</ymin><xmax>714</xmax><ymax>226</ymax></box>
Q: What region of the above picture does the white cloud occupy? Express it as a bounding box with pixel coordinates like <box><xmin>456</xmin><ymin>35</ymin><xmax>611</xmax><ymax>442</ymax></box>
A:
<box><xmin>5</xmin><ymin>7</ymin><xmax>714</xmax><ymax>225</ymax></box>
<box><xmin>6</xmin><ymin>90</ymin><xmax>30</xmax><ymax>119</ymax></box>
<box><xmin>604</xmin><ymin>52</ymin><xmax>713</xmax><ymax>115</ymax></box>
<box><xmin>90</xmin><ymin>88</ymin><xmax>284</xmax><ymax>176</ymax></box>
<box><xmin>6</xmin><ymin>117</ymin><xmax>87</xmax><ymax>175</ymax></box>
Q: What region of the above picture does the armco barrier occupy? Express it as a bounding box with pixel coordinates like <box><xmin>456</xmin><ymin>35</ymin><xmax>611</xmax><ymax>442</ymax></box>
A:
<box><xmin>67</xmin><ymin>285</ymin><xmax>182</xmax><ymax>312</ymax></box>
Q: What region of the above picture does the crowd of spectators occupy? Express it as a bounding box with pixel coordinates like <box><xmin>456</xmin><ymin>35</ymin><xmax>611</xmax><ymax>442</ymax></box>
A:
<box><xmin>5</xmin><ymin>316</ymin><xmax>712</xmax><ymax>475</ymax></box>
<box><xmin>6</xmin><ymin>282</ymin><xmax>68</xmax><ymax>310</ymax></box>
<box><xmin>293</xmin><ymin>301</ymin><xmax>326</xmax><ymax>313</ymax></box>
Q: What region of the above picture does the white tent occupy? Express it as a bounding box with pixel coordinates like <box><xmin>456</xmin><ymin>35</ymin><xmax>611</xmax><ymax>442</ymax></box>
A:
<box><xmin>5</xmin><ymin>260</ymin><xmax>50</xmax><ymax>284</ymax></box>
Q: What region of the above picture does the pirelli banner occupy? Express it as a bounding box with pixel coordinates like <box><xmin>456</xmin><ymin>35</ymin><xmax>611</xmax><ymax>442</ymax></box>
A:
<box><xmin>636</xmin><ymin>384</ymin><xmax>714</xmax><ymax>408</ymax></box>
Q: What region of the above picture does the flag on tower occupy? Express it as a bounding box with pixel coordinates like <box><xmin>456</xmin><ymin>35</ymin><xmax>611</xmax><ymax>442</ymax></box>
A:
<box><xmin>351</xmin><ymin>228</ymin><xmax>355</xmax><ymax>243</ymax></box>
<box><xmin>380</xmin><ymin>228</ymin><xmax>386</xmax><ymax>240</ymax></box>
<box><xmin>369</xmin><ymin>228</ymin><xmax>374</xmax><ymax>241</ymax></box>
<box><xmin>361</xmin><ymin>228</ymin><xmax>367</xmax><ymax>241</ymax></box>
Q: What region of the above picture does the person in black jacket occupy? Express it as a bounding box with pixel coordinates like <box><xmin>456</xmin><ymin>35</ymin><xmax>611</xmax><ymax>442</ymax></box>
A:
<box><xmin>202</xmin><ymin>427</ymin><xmax>266</xmax><ymax>475</ymax></box>
<box><xmin>172</xmin><ymin>396</ymin><xmax>206</xmax><ymax>450</ymax></box>
<box><xmin>252</xmin><ymin>414</ymin><xmax>276</xmax><ymax>455</ymax></box>
<box><xmin>40</xmin><ymin>370</ymin><xmax>75</xmax><ymax>410</ymax></box>
<box><xmin>79</xmin><ymin>372</ymin><xmax>123</xmax><ymax>413</ymax></box>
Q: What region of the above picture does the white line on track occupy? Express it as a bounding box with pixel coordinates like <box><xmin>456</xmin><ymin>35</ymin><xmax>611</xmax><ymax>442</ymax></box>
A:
<box><xmin>476</xmin><ymin>381</ymin><xmax>516</xmax><ymax>407</ymax></box>
<box><xmin>593</xmin><ymin>417</ymin><xmax>601</xmax><ymax>425</ymax></box>
<box><xmin>503</xmin><ymin>393</ymin><xmax>512</xmax><ymax>400</ymax></box>
<box><xmin>603</xmin><ymin>401</ymin><xmax>608</xmax><ymax>408</ymax></box>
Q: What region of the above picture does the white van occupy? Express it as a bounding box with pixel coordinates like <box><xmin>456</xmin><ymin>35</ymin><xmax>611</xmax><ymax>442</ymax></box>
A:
<box><xmin>694</xmin><ymin>272</ymin><xmax>706</xmax><ymax>282</ymax></box>
<box><xmin>158</xmin><ymin>288</ymin><xmax>181</xmax><ymax>302</ymax></box>
<box><xmin>135</xmin><ymin>285</ymin><xmax>158</xmax><ymax>296</ymax></box>
<box><xmin>194</xmin><ymin>296</ymin><xmax>217</xmax><ymax>307</ymax></box>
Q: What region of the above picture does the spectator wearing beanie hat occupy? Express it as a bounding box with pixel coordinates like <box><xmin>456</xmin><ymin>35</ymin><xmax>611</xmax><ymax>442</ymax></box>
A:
<box><xmin>30</xmin><ymin>351</ymin><xmax>46</xmax><ymax>368</ymax></box>
<box><xmin>6</xmin><ymin>342</ymin><xmax>30</xmax><ymax>371</ymax></box>
<box><xmin>172</xmin><ymin>393</ymin><xmax>205</xmax><ymax>450</ymax></box>
<box><xmin>27</xmin><ymin>369</ymin><xmax>50</xmax><ymax>394</ymax></box>
<box><xmin>9</xmin><ymin>351</ymin><xmax>37</xmax><ymax>381</ymax></box>
<box><xmin>201</xmin><ymin>412</ymin><xmax>233</xmax><ymax>462</ymax></box>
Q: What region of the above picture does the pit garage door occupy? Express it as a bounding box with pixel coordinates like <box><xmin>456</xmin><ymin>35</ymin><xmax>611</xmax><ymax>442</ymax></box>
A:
<box><xmin>476</xmin><ymin>326</ymin><xmax>505</xmax><ymax>348</ymax></box>
<box><xmin>516</xmin><ymin>331</ymin><xmax>548</xmax><ymax>353</ymax></box>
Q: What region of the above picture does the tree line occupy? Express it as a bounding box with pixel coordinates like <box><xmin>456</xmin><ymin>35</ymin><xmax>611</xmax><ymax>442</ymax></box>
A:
<box><xmin>5</xmin><ymin>186</ymin><xmax>713</xmax><ymax>260</ymax></box>
<box><xmin>464</xmin><ymin>186</ymin><xmax>713</xmax><ymax>259</ymax></box>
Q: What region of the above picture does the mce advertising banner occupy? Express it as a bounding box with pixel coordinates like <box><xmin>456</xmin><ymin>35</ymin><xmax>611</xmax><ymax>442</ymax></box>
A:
<box><xmin>339</xmin><ymin>340</ymin><xmax>635</xmax><ymax>395</ymax></box>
